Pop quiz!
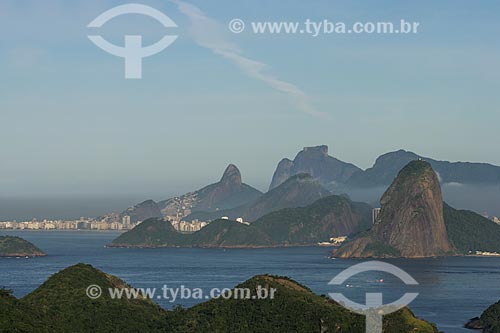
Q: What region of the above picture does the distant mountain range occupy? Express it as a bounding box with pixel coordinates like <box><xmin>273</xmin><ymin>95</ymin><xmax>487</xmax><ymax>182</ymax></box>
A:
<box><xmin>110</xmin><ymin>194</ymin><xmax>372</xmax><ymax>248</ymax></box>
<box><xmin>186</xmin><ymin>173</ymin><xmax>331</xmax><ymax>222</ymax></box>
<box><xmin>114</xmin><ymin>159</ymin><xmax>500</xmax><ymax>256</ymax></box>
<box><xmin>270</xmin><ymin>146</ymin><xmax>500</xmax><ymax>190</ymax></box>
<box><xmin>118</xmin><ymin>145</ymin><xmax>500</xmax><ymax>224</ymax></box>
<box><xmin>346</xmin><ymin>149</ymin><xmax>500</xmax><ymax>188</ymax></box>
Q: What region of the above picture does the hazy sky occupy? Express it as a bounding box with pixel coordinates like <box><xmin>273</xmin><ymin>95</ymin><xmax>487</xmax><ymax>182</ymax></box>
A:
<box><xmin>1</xmin><ymin>0</ymin><xmax>499</xmax><ymax>199</ymax></box>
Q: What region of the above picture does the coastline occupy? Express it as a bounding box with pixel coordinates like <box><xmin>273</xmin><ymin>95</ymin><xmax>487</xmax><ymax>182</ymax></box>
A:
<box><xmin>106</xmin><ymin>243</ymin><xmax>341</xmax><ymax>249</ymax></box>
<box><xmin>0</xmin><ymin>253</ymin><xmax>46</xmax><ymax>258</ymax></box>
<box><xmin>0</xmin><ymin>229</ymin><xmax>126</xmax><ymax>233</ymax></box>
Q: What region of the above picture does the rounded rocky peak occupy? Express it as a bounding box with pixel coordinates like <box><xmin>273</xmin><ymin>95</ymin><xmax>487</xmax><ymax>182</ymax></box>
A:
<box><xmin>381</xmin><ymin>159</ymin><xmax>439</xmax><ymax>207</ymax></box>
<box><xmin>277</xmin><ymin>158</ymin><xmax>293</xmax><ymax>167</ymax></box>
<box><xmin>221</xmin><ymin>164</ymin><xmax>242</xmax><ymax>186</ymax></box>
<box><xmin>398</xmin><ymin>160</ymin><xmax>434</xmax><ymax>178</ymax></box>
<box><xmin>138</xmin><ymin>199</ymin><xmax>157</xmax><ymax>206</ymax></box>
<box><xmin>375</xmin><ymin>150</ymin><xmax>419</xmax><ymax>164</ymax></box>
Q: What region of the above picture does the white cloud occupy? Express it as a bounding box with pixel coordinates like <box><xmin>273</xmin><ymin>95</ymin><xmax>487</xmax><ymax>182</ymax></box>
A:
<box><xmin>170</xmin><ymin>0</ymin><xmax>324</xmax><ymax>118</ymax></box>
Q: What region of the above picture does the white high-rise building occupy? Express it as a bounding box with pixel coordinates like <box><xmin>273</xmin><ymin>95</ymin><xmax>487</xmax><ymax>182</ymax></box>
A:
<box><xmin>372</xmin><ymin>208</ymin><xmax>381</xmax><ymax>225</ymax></box>
<box><xmin>122</xmin><ymin>215</ymin><xmax>131</xmax><ymax>227</ymax></box>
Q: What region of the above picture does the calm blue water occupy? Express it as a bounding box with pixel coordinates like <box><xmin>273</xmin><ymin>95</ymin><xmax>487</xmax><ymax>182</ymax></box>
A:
<box><xmin>1</xmin><ymin>231</ymin><xmax>499</xmax><ymax>333</ymax></box>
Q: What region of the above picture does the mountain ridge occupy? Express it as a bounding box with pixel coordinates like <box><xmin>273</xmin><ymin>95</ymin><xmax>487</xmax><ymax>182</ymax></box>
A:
<box><xmin>119</xmin><ymin>164</ymin><xmax>262</xmax><ymax>223</ymax></box>
<box><xmin>269</xmin><ymin>145</ymin><xmax>362</xmax><ymax>190</ymax></box>
<box><xmin>185</xmin><ymin>173</ymin><xmax>331</xmax><ymax>222</ymax></box>
<box><xmin>110</xmin><ymin>194</ymin><xmax>372</xmax><ymax>248</ymax></box>
<box><xmin>347</xmin><ymin>149</ymin><xmax>500</xmax><ymax>188</ymax></box>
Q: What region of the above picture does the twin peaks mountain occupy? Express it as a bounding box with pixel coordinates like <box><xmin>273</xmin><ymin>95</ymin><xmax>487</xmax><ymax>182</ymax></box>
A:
<box><xmin>183</xmin><ymin>173</ymin><xmax>331</xmax><ymax>222</ymax></box>
<box><xmin>188</xmin><ymin>164</ymin><xmax>263</xmax><ymax>211</ymax></box>
<box><xmin>121</xmin><ymin>164</ymin><xmax>262</xmax><ymax>222</ymax></box>
<box><xmin>122</xmin><ymin>162</ymin><xmax>334</xmax><ymax>224</ymax></box>
<box><xmin>269</xmin><ymin>145</ymin><xmax>361</xmax><ymax>190</ymax></box>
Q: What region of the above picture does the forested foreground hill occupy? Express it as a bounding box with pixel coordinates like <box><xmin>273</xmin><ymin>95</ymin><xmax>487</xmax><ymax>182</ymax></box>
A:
<box><xmin>0</xmin><ymin>263</ymin><xmax>438</xmax><ymax>333</ymax></box>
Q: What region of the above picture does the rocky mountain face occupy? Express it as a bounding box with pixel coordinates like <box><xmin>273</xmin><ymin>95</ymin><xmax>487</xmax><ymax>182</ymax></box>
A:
<box><xmin>375</xmin><ymin>160</ymin><xmax>454</xmax><ymax>257</ymax></box>
<box><xmin>269</xmin><ymin>158</ymin><xmax>293</xmax><ymax>190</ymax></box>
<box><xmin>186</xmin><ymin>173</ymin><xmax>331</xmax><ymax>222</ymax></box>
<box><xmin>334</xmin><ymin>160</ymin><xmax>455</xmax><ymax>258</ymax></box>
<box><xmin>269</xmin><ymin>145</ymin><xmax>361</xmax><ymax>190</ymax></box>
<box><xmin>347</xmin><ymin>149</ymin><xmax>500</xmax><ymax>188</ymax></box>
<box><xmin>158</xmin><ymin>164</ymin><xmax>262</xmax><ymax>218</ymax></box>
<box><xmin>120</xmin><ymin>199</ymin><xmax>162</xmax><ymax>223</ymax></box>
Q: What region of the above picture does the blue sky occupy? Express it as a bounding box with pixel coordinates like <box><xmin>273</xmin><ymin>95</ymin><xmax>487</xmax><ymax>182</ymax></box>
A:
<box><xmin>0</xmin><ymin>0</ymin><xmax>499</xmax><ymax>198</ymax></box>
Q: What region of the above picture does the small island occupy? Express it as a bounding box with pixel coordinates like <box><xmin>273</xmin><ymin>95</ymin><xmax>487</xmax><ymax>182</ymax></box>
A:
<box><xmin>465</xmin><ymin>299</ymin><xmax>500</xmax><ymax>332</ymax></box>
<box><xmin>0</xmin><ymin>236</ymin><xmax>46</xmax><ymax>257</ymax></box>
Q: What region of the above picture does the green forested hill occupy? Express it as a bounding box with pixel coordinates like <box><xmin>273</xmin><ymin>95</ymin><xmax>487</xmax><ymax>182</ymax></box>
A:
<box><xmin>466</xmin><ymin>299</ymin><xmax>500</xmax><ymax>333</ymax></box>
<box><xmin>111</xmin><ymin>195</ymin><xmax>372</xmax><ymax>248</ymax></box>
<box><xmin>20</xmin><ymin>264</ymin><xmax>170</xmax><ymax>332</ymax></box>
<box><xmin>0</xmin><ymin>236</ymin><xmax>46</xmax><ymax>257</ymax></box>
<box><xmin>178</xmin><ymin>274</ymin><xmax>437</xmax><ymax>333</ymax></box>
<box><xmin>0</xmin><ymin>264</ymin><xmax>438</xmax><ymax>333</ymax></box>
<box><xmin>444</xmin><ymin>203</ymin><xmax>500</xmax><ymax>254</ymax></box>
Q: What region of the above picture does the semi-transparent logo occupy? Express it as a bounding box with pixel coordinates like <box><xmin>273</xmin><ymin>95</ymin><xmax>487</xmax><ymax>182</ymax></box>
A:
<box><xmin>329</xmin><ymin>261</ymin><xmax>419</xmax><ymax>333</ymax></box>
<box><xmin>87</xmin><ymin>3</ymin><xmax>178</xmax><ymax>79</ymax></box>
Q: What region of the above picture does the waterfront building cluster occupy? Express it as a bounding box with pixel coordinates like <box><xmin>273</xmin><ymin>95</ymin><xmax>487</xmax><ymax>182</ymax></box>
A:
<box><xmin>0</xmin><ymin>216</ymin><xmax>139</xmax><ymax>231</ymax></box>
